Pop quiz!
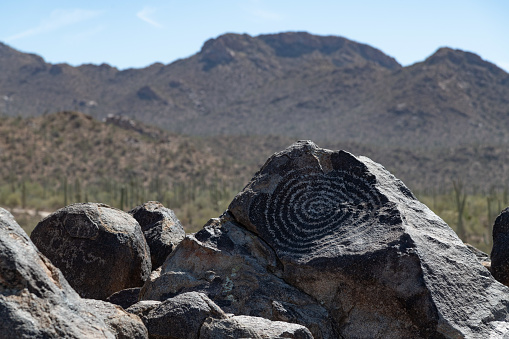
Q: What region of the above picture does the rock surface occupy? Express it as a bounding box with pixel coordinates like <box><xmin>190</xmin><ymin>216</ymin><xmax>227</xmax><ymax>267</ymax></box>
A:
<box><xmin>140</xmin><ymin>215</ymin><xmax>335</xmax><ymax>339</ymax></box>
<box><xmin>0</xmin><ymin>207</ymin><xmax>117</xmax><ymax>338</ymax></box>
<box><xmin>129</xmin><ymin>201</ymin><xmax>185</xmax><ymax>268</ymax></box>
<box><xmin>227</xmin><ymin>140</ymin><xmax>509</xmax><ymax>337</ymax></box>
<box><xmin>30</xmin><ymin>203</ymin><xmax>151</xmax><ymax>300</ymax></box>
<box><xmin>83</xmin><ymin>299</ymin><xmax>148</xmax><ymax>338</ymax></box>
<box><xmin>200</xmin><ymin>315</ymin><xmax>314</xmax><ymax>339</ymax></box>
<box><xmin>132</xmin><ymin>292</ymin><xmax>227</xmax><ymax>339</ymax></box>
<box><xmin>491</xmin><ymin>207</ymin><xmax>509</xmax><ymax>285</ymax></box>
<box><xmin>106</xmin><ymin>287</ymin><xmax>142</xmax><ymax>310</ymax></box>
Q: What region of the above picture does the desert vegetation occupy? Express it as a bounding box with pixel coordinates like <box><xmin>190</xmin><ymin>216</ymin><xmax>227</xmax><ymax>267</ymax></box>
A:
<box><xmin>0</xmin><ymin>111</ymin><xmax>505</xmax><ymax>253</ymax></box>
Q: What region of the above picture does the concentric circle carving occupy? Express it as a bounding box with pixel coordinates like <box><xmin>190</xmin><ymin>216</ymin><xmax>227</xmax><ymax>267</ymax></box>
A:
<box><xmin>255</xmin><ymin>167</ymin><xmax>385</xmax><ymax>257</ymax></box>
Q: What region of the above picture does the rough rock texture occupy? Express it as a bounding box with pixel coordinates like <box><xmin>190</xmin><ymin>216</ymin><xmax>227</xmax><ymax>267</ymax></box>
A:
<box><xmin>133</xmin><ymin>292</ymin><xmax>227</xmax><ymax>339</ymax></box>
<box><xmin>0</xmin><ymin>207</ymin><xmax>117</xmax><ymax>338</ymax></box>
<box><xmin>83</xmin><ymin>299</ymin><xmax>148</xmax><ymax>338</ymax></box>
<box><xmin>227</xmin><ymin>140</ymin><xmax>509</xmax><ymax>337</ymax></box>
<box><xmin>129</xmin><ymin>201</ymin><xmax>185</xmax><ymax>268</ymax></box>
<box><xmin>140</xmin><ymin>215</ymin><xmax>335</xmax><ymax>339</ymax></box>
<box><xmin>126</xmin><ymin>300</ymin><xmax>162</xmax><ymax>319</ymax></box>
<box><xmin>30</xmin><ymin>203</ymin><xmax>151</xmax><ymax>300</ymax></box>
<box><xmin>466</xmin><ymin>243</ymin><xmax>490</xmax><ymax>263</ymax></box>
<box><xmin>200</xmin><ymin>315</ymin><xmax>313</xmax><ymax>339</ymax></box>
<box><xmin>106</xmin><ymin>287</ymin><xmax>141</xmax><ymax>310</ymax></box>
<box><xmin>491</xmin><ymin>207</ymin><xmax>509</xmax><ymax>285</ymax></box>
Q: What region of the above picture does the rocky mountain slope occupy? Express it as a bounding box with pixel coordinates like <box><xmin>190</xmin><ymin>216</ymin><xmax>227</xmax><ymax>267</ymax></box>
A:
<box><xmin>2</xmin><ymin>32</ymin><xmax>508</xmax><ymax>149</ymax></box>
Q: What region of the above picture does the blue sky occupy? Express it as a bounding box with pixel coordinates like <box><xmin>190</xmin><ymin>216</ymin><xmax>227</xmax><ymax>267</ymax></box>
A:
<box><xmin>1</xmin><ymin>0</ymin><xmax>508</xmax><ymax>71</ymax></box>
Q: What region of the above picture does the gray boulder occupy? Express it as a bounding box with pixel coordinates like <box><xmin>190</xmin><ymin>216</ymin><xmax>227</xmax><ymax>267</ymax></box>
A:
<box><xmin>0</xmin><ymin>207</ymin><xmax>117</xmax><ymax>338</ymax></box>
<box><xmin>228</xmin><ymin>140</ymin><xmax>509</xmax><ymax>338</ymax></box>
<box><xmin>31</xmin><ymin>203</ymin><xmax>151</xmax><ymax>300</ymax></box>
<box><xmin>83</xmin><ymin>299</ymin><xmax>148</xmax><ymax>338</ymax></box>
<box><xmin>132</xmin><ymin>292</ymin><xmax>226</xmax><ymax>339</ymax></box>
<box><xmin>491</xmin><ymin>207</ymin><xmax>509</xmax><ymax>285</ymax></box>
<box><xmin>200</xmin><ymin>315</ymin><xmax>313</xmax><ymax>339</ymax></box>
<box><xmin>129</xmin><ymin>201</ymin><xmax>185</xmax><ymax>268</ymax></box>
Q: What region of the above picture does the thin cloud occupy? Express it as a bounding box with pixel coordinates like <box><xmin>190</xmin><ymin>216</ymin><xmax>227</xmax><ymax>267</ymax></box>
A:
<box><xmin>136</xmin><ymin>7</ymin><xmax>163</xmax><ymax>28</ymax></box>
<box><xmin>5</xmin><ymin>9</ymin><xmax>102</xmax><ymax>42</ymax></box>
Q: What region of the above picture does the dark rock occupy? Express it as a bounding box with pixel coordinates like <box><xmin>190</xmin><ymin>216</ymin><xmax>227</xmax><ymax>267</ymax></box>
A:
<box><xmin>30</xmin><ymin>203</ymin><xmax>151</xmax><ymax>300</ymax></box>
<box><xmin>136</xmin><ymin>292</ymin><xmax>227</xmax><ymax>339</ymax></box>
<box><xmin>200</xmin><ymin>315</ymin><xmax>313</xmax><ymax>339</ymax></box>
<box><xmin>83</xmin><ymin>299</ymin><xmax>148</xmax><ymax>338</ymax></box>
<box><xmin>129</xmin><ymin>201</ymin><xmax>185</xmax><ymax>268</ymax></box>
<box><xmin>106</xmin><ymin>287</ymin><xmax>141</xmax><ymax>309</ymax></box>
<box><xmin>126</xmin><ymin>300</ymin><xmax>161</xmax><ymax>319</ymax></box>
<box><xmin>0</xmin><ymin>207</ymin><xmax>117</xmax><ymax>338</ymax></box>
<box><xmin>227</xmin><ymin>140</ymin><xmax>509</xmax><ymax>337</ymax></box>
<box><xmin>140</xmin><ymin>216</ymin><xmax>336</xmax><ymax>339</ymax></box>
<box><xmin>491</xmin><ymin>207</ymin><xmax>509</xmax><ymax>285</ymax></box>
<box><xmin>136</xmin><ymin>86</ymin><xmax>167</xmax><ymax>104</ymax></box>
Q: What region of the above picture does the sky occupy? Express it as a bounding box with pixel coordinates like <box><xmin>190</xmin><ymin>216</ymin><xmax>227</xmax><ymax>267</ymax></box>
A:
<box><xmin>1</xmin><ymin>0</ymin><xmax>508</xmax><ymax>72</ymax></box>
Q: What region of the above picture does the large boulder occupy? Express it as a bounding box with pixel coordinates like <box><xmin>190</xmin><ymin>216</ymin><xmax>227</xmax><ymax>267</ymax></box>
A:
<box><xmin>0</xmin><ymin>207</ymin><xmax>117</xmax><ymax>338</ymax></box>
<box><xmin>491</xmin><ymin>207</ymin><xmax>509</xmax><ymax>285</ymax></box>
<box><xmin>227</xmin><ymin>140</ymin><xmax>509</xmax><ymax>337</ymax></box>
<box><xmin>31</xmin><ymin>203</ymin><xmax>151</xmax><ymax>300</ymax></box>
<box><xmin>129</xmin><ymin>201</ymin><xmax>185</xmax><ymax>269</ymax></box>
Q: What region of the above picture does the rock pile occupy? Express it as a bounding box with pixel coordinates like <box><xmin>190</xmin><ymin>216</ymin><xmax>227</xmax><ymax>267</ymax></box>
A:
<box><xmin>3</xmin><ymin>141</ymin><xmax>509</xmax><ymax>338</ymax></box>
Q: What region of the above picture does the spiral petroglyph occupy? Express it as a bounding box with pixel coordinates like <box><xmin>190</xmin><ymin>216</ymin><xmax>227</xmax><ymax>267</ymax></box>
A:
<box><xmin>229</xmin><ymin>140</ymin><xmax>403</xmax><ymax>262</ymax></box>
<box><xmin>252</xmin><ymin>167</ymin><xmax>385</xmax><ymax>257</ymax></box>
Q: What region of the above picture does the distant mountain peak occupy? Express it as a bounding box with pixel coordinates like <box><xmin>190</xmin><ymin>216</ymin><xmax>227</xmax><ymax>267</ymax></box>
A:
<box><xmin>424</xmin><ymin>47</ymin><xmax>506</xmax><ymax>75</ymax></box>
<box><xmin>199</xmin><ymin>34</ymin><xmax>254</xmax><ymax>70</ymax></box>
<box><xmin>198</xmin><ymin>32</ymin><xmax>401</xmax><ymax>71</ymax></box>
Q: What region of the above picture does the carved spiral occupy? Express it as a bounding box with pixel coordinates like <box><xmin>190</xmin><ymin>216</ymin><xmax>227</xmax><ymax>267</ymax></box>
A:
<box><xmin>259</xmin><ymin>168</ymin><xmax>384</xmax><ymax>257</ymax></box>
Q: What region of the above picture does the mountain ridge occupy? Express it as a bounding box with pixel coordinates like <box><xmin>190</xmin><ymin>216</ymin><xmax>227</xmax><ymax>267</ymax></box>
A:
<box><xmin>1</xmin><ymin>32</ymin><xmax>508</xmax><ymax>148</ymax></box>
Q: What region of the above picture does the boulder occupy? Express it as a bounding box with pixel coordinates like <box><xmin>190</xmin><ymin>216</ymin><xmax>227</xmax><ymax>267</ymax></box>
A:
<box><xmin>139</xmin><ymin>215</ymin><xmax>336</xmax><ymax>339</ymax></box>
<box><xmin>132</xmin><ymin>292</ymin><xmax>227</xmax><ymax>339</ymax></box>
<box><xmin>129</xmin><ymin>201</ymin><xmax>185</xmax><ymax>268</ymax></box>
<box><xmin>227</xmin><ymin>140</ymin><xmax>509</xmax><ymax>337</ymax></box>
<box><xmin>30</xmin><ymin>203</ymin><xmax>151</xmax><ymax>300</ymax></box>
<box><xmin>83</xmin><ymin>299</ymin><xmax>148</xmax><ymax>338</ymax></box>
<box><xmin>106</xmin><ymin>287</ymin><xmax>141</xmax><ymax>310</ymax></box>
<box><xmin>491</xmin><ymin>207</ymin><xmax>509</xmax><ymax>285</ymax></box>
<box><xmin>0</xmin><ymin>207</ymin><xmax>116</xmax><ymax>338</ymax></box>
<box><xmin>200</xmin><ymin>315</ymin><xmax>313</xmax><ymax>339</ymax></box>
